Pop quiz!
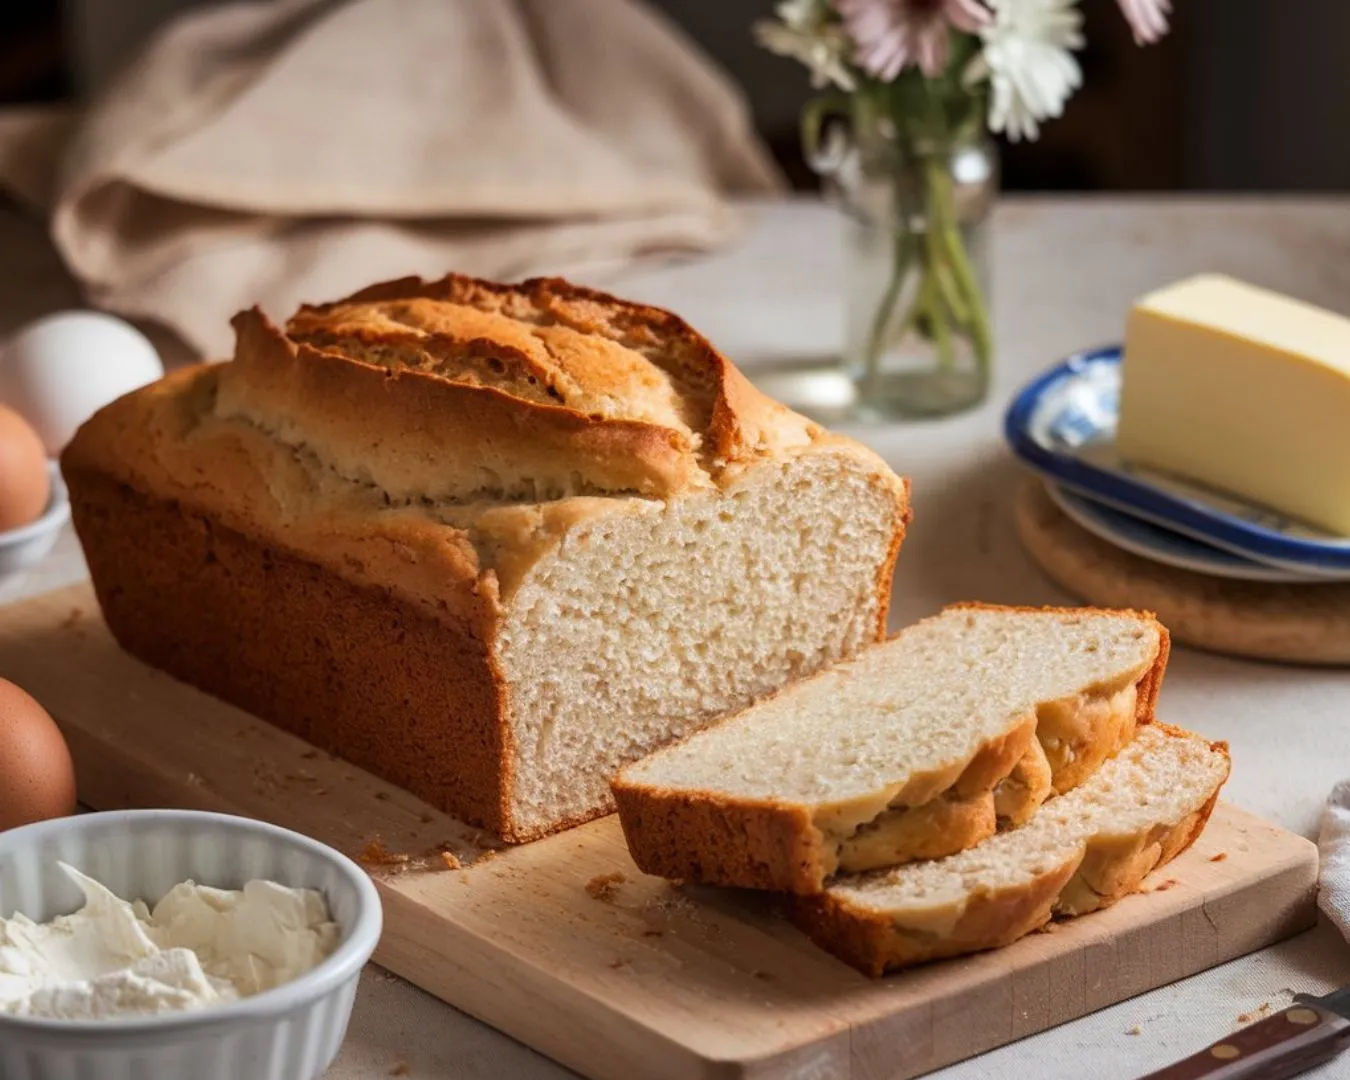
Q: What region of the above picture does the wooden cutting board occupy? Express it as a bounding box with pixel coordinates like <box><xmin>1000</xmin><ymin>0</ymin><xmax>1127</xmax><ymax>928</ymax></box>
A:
<box><xmin>0</xmin><ymin>583</ymin><xmax>1319</xmax><ymax>1080</ymax></box>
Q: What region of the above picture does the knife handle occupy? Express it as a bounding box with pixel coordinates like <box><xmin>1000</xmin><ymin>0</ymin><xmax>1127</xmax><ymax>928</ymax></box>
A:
<box><xmin>1137</xmin><ymin>1002</ymin><xmax>1350</xmax><ymax>1080</ymax></box>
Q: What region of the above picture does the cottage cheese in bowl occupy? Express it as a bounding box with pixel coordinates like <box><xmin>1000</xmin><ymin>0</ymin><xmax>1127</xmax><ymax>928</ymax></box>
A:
<box><xmin>0</xmin><ymin>863</ymin><xmax>339</xmax><ymax>1020</ymax></box>
<box><xmin>0</xmin><ymin>809</ymin><xmax>381</xmax><ymax>1080</ymax></box>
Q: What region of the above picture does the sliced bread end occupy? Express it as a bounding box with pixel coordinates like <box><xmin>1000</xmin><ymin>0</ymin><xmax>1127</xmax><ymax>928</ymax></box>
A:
<box><xmin>793</xmin><ymin>724</ymin><xmax>1229</xmax><ymax>977</ymax></box>
<box><xmin>615</xmin><ymin>605</ymin><xmax>1171</xmax><ymax>895</ymax></box>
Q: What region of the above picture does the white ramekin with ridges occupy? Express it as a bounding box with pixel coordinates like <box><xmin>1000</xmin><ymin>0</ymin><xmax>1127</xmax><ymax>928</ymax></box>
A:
<box><xmin>0</xmin><ymin>809</ymin><xmax>382</xmax><ymax>1080</ymax></box>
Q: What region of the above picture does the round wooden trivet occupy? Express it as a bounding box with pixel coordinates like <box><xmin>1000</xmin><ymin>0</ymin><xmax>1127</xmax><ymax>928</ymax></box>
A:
<box><xmin>1015</xmin><ymin>479</ymin><xmax>1350</xmax><ymax>666</ymax></box>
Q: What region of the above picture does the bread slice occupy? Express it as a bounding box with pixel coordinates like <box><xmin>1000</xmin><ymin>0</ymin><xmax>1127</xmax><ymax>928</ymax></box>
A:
<box><xmin>796</xmin><ymin>723</ymin><xmax>1229</xmax><ymax>976</ymax></box>
<box><xmin>613</xmin><ymin>605</ymin><xmax>1169</xmax><ymax>893</ymax></box>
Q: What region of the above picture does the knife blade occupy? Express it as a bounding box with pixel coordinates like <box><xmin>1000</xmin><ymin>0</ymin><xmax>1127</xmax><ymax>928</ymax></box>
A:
<box><xmin>1136</xmin><ymin>987</ymin><xmax>1350</xmax><ymax>1080</ymax></box>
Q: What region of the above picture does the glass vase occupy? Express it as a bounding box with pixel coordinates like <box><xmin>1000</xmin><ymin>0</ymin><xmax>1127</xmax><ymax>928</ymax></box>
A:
<box><xmin>750</xmin><ymin>92</ymin><xmax>998</xmax><ymax>425</ymax></box>
<box><xmin>836</xmin><ymin>127</ymin><xmax>997</xmax><ymax>419</ymax></box>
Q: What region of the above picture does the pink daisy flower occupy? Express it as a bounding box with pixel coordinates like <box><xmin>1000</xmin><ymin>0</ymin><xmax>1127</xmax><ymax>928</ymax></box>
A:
<box><xmin>1117</xmin><ymin>0</ymin><xmax>1171</xmax><ymax>45</ymax></box>
<box><xmin>835</xmin><ymin>0</ymin><xmax>992</xmax><ymax>80</ymax></box>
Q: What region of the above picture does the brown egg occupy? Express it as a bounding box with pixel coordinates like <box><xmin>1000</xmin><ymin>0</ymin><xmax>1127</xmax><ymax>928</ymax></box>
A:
<box><xmin>0</xmin><ymin>678</ymin><xmax>76</xmax><ymax>831</ymax></box>
<box><xmin>0</xmin><ymin>404</ymin><xmax>49</xmax><ymax>531</ymax></box>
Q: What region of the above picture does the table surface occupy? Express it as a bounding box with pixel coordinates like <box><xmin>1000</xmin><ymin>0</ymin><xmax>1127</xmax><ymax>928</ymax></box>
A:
<box><xmin>4</xmin><ymin>195</ymin><xmax>1350</xmax><ymax>1080</ymax></box>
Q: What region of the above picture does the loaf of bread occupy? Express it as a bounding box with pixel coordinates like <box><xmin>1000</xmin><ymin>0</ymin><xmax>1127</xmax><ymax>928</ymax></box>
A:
<box><xmin>796</xmin><ymin>723</ymin><xmax>1229</xmax><ymax>975</ymax></box>
<box><xmin>62</xmin><ymin>274</ymin><xmax>911</xmax><ymax>841</ymax></box>
<box><xmin>613</xmin><ymin>605</ymin><xmax>1168</xmax><ymax>893</ymax></box>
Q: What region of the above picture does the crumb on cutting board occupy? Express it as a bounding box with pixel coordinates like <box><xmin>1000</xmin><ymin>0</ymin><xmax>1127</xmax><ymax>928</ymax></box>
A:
<box><xmin>643</xmin><ymin>889</ymin><xmax>695</xmax><ymax>916</ymax></box>
<box><xmin>359</xmin><ymin>839</ymin><xmax>411</xmax><ymax>867</ymax></box>
<box><xmin>1210</xmin><ymin>852</ymin><xmax>1228</xmax><ymax>862</ymax></box>
<box><xmin>586</xmin><ymin>872</ymin><xmax>627</xmax><ymax>902</ymax></box>
<box><xmin>251</xmin><ymin>761</ymin><xmax>283</xmax><ymax>796</ymax></box>
<box><xmin>360</xmin><ymin>838</ymin><xmax>469</xmax><ymax>875</ymax></box>
<box><xmin>1151</xmin><ymin>878</ymin><xmax>1180</xmax><ymax>893</ymax></box>
<box><xmin>1237</xmin><ymin>1002</ymin><xmax>1274</xmax><ymax>1025</ymax></box>
<box><xmin>473</xmin><ymin>830</ymin><xmax>506</xmax><ymax>852</ymax></box>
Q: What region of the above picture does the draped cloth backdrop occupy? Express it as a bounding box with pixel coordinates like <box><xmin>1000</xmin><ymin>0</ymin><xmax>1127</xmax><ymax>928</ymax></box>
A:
<box><xmin>0</xmin><ymin>0</ymin><xmax>782</xmax><ymax>357</ymax></box>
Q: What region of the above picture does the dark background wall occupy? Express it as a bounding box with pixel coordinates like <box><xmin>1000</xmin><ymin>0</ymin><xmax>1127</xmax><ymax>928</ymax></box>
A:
<box><xmin>4</xmin><ymin>0</ymin><xmax>1348</xmax><ymax>192</ymax></box>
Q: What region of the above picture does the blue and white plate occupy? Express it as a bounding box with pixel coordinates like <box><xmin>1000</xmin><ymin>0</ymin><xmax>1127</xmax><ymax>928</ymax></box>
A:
<box><xmin>1043</xmin><ymin>482</ymin><xmax>1317</xmax><ymax>583</ymax></box>
<box><xmin>1004</xmin><ymin>346</ymin><xmax>1350</xmax><ymax>580</ymax></box>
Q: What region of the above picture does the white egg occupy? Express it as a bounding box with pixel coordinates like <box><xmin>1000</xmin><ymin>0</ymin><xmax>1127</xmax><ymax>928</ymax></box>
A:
<box><xmin>0</xmin><ymin>312</ymin><xmax>165</xmax><ymax>455</ymax></box>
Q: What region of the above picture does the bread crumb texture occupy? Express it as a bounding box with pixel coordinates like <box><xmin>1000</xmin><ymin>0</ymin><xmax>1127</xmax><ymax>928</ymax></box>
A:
<box><xmin>796</xmin><ymin>724</ymin><xmax>1229</xmax><ymax>975</ymax></box>
<box><xmin>615</xmin><ymin>605</ymin><xmax>1166</xmax><ymax>892</ymax></box>
<box><xmin>62</xmin><ymin>273</ymin><xmax>911</xmax><ymax>841</ymax></box>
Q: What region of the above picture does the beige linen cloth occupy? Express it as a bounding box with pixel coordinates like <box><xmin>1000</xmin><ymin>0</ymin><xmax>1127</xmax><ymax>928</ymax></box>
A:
<box><xmin>0</xmin><ymin>0</ymin><xmax>781</xmax><ymax>358</ymax></box>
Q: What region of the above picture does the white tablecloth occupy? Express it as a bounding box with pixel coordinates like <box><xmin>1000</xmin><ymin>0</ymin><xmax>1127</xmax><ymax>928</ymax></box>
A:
<box><xmin>5</xmin><ymin>197</ymin><xmax>1350</xmax><ymax>1079</ymax></box>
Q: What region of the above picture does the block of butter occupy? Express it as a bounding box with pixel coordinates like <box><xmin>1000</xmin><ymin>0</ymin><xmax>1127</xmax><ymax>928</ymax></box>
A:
<box><xmin>1116</xmin><ymin>273</ymin><xmax>1350</xmax><ymax>536</ymax></box>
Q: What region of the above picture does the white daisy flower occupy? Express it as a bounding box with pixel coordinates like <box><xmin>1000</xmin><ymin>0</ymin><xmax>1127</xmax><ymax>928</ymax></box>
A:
<box><xmin>970</xmin><ymin>0</ymin><xmax>1083</xmax><ymax>142</ymax></box>
<box><xmin>754</xmin><ymin>0</ymin><xmax>858</xmax><ymax>91</ymax></box>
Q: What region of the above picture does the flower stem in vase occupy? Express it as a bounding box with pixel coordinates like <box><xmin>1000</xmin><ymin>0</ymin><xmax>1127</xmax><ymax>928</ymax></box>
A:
<box><xmin>862</xmin><ymin>228</ymin><xmax>915</xmax><ymax>395</ymax></box>
<box><xmin>756</xmin><ymin>0</ymin><xmax>1164</xmax><ymax>419</ymax></box>
<box><xmin>921</xmin><ymin>259</ymin><xmax>955</xmax><ymax>371</ymax></box>
<box><xmin>927</xmin><ymin>157</ymin><xmax>994</xmax><ymax>381</ymax></box>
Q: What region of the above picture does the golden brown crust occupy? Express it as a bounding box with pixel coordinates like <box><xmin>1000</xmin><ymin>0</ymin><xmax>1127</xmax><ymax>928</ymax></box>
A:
<box><xmin>290</xmin><ymin>272</ymin><xmax>822</xmax><ymax>485</ymax></box>
<box><xmin>222</xmin><ymin>307</ymin><xmax>703</xmax><ymax>502</ymax></box>
<box><xmin>68</xmin><ymin>276</ymin><xmax>907</xmax><ymax>614</ymax></box>
<box><xmin>1055</xmin><ymin>723</ymin><xmax>1228</xmax><ymax>917</ymax></box>
<box><xmin>612</xmin><ymin>787</ymin><xmax>828</xmax><ymax>894</ymax></box>
<box><xmin>612</xmin><ymin>714</ymin><xmax>1038</xmax><ymax>894</ymax></box>
<box><xmin>613</xmin><ymin>607</ymin><xmax>1168</xmax><ymax>895</ymax></box>
<box><xmin>794</xmin><ymin>855</ymin><xmax>1081</xmax><ymax>978</ymax></box>
<box><xmin>836</xmin><ymin>789</ymin><xmax>997</xmax><ymax>874</ymax></box>
<box><xmin>948</xmin><ymin>717</ymin><xmax>1037</xmax><ymax>797</ymax></box>
<box><xmin>60</xmin><ymin>364</ymin><xmax>499</xmax><ymax>625</ymax></box>
<box><xmin>793</xmin><ymin>730</ymin><xmax>1229</xmax><ymax>977</ymax></box>
<box><xmin>946</xmin><ymin>603</ymin><xmax>1172</xmax><ymax>790</ymax></box>
<box><xmin>833</xmin><ymin>717</ymin><xmax>1036</xmax><ymax>874</ymax></box>
<box><xmin>874</xmin><ymin>476</ymin><xmax>913</xmax><ymax>638</ymax></box>
<box><xmin>1062</xmin><ymin>618</ymin><xmax>1169</xmax><ymax>790</ymax></box>
<box><xmin>794</xmin><ymin>797</ymin><xmax>1220</xmax><ymax>977</ymax></box>
<box><xmin>993</xmin><ymin>739</ymin><xmax>1054</xmax><ymax>826</ymax></box>
<box><xmin>63</xmin><ymin>469</ymin><xmax>518</xmax><ymax>835</ymax></box>
<box><xmin>1135</xmin><ymin>621</ymin><xmax>1172</xmax><ymax>728</ymax></box>
<box><xmin>61</xmin><ymin>272</ymin><xmax>912</xmax><ymax>842</ymax></box>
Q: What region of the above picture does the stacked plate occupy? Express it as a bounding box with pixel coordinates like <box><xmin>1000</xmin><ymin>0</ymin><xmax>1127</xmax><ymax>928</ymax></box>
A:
<box><xmin>1004</xmin><ymin>347</ymin><xmax>1350</xmax><ymax>584</ymax></box>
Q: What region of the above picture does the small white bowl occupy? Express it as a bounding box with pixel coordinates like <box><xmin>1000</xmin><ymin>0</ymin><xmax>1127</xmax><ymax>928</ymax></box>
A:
<box><xmin>0</xmin><ymin>810</ymin><xmax>382</xmax><ymax>1080</ymax></box>
<box><xmin>0</xmin><ymin>461</ymin><xmax>70</xmax><ymax>577</ymax></box>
